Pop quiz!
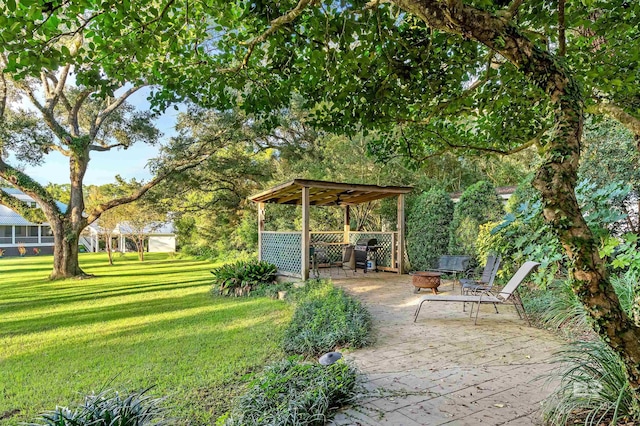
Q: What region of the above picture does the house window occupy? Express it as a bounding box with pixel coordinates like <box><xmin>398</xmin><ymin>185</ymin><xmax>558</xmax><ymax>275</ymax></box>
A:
<box><xmin>0</xmin><ymin>225</ymin><xmax>11</xmax><ymax>244</ymax></box>
<box><xmin>15</xmin><ymin>226</ymin><xmax>38</xmax><ymax>243</ymax></box>
<box><xmin>41</xmin><ymin>225</ymin><xmax>54</xmax><ymax>243</ymax></box>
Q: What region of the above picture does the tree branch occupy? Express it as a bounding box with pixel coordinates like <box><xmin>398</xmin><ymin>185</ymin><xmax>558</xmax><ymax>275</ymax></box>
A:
<box><xmin>45</xmin><ymin>64</ymin><xmax>71</xmax><ymax>113</ymax></box>
<box><xmin>0</xmin><ymin>65</ymin><xmax>6</xmax><ymax>119</ymax></box>
<box><xmin>85</xmin><ymin>158</ymin><xmax>205</xmax><ymax>226</ymax></box>
<box><xmin>91</xmin><ymin>86</ymin><xmax>143</xmax><ymax>139</ymax></box>
<box><xmin>15</xmin><ymin>80</ymin><xmax>69</xmax><ymax>141</ymax></box>
<box><xmin>558</xmin><ymin>0</ymin><xmax>566</xmax><ymax>56</ymax></box>
<box><xmin>89</xmin><ymin>143</ymin><xmax>127</xmax><ymax>152</ymax></box>
<box><xmin>70</xmin><ymin>89</ymin><xmax>93</xmax><ymax>136</ymax></box>
<box><xmin>587</xmin><ymin>103</ymin><xmax>640</xmax><ymax>139</ymax></box>
<box><xmin>407</xmin><ymin>128</ymin><xmax>543</xmax><ymax>163</ymax></box>
<box><xmin>218</xmin><ymin>0</ymin><xmax>317</xmax><ymax>73</ymax></box>
<box><xmin>0</xmin><ymin>159</ymin><xmax>61</xmax><ymax>222</ymax></box>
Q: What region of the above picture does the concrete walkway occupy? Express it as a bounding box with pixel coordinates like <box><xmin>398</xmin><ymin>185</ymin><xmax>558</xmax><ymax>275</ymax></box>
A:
<box><xmin>328</xmin><ymin>272</ymin><xmax>564</xmax><ymax>426</ymax></box>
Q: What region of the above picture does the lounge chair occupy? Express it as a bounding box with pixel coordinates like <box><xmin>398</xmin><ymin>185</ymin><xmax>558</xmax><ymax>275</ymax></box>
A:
<box><xmin>413</xmin><ymin>261</ymin><xmax>539</xmax><ymax>325</ymax></box>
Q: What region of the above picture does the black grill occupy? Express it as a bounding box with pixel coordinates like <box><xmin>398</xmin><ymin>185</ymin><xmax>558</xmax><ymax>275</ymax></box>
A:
<box><xmin>354</xmin><ymin>238</ymin><xmax>379</xmax><ymax>273</ymax></box>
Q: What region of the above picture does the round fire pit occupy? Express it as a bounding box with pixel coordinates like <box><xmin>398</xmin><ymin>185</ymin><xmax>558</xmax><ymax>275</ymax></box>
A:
<box><xmin>412</xmin><ymin>271</ymin><xmax>441</xmax><ymax>294</ymax></box>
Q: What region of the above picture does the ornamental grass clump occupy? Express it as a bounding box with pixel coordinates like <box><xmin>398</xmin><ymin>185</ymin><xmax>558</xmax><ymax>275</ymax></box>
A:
<box><xmin>217</xmin><ymin>357</ymin><xmax>359</xmax><ymax>426</ymax></box>
<box><xmin>282</xmin><ymin>280</ymin><xmax>372</xmax><ymax>356</ymax></box>
<box><xmin>26</xmin><ymin>387</ymin><xmax>167</xmax><ymax>426</ymax></box>
<box><xmin>543</xmin><ymin>340</ymin><xmax>640</xmax><ymax>426</ymax></box>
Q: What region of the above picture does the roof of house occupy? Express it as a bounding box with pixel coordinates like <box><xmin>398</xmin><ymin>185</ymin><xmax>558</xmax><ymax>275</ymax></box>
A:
<box><xmin>0</xmin><ymin>204</ymin><xmax>33</xmax><ymax>226</ymax></box>
<box><xmin>0</xmin><ymin>187</ymin><xmax>67</xmax><ymax>226</ymax></box>
<box><xmin>450</xmin><ymin>185</ymin><xmax>517</xmax><ymax>202</ymax></box>
<box><xmin>86</xmin><ymin>220</ymin><xmax>175</xmax><ymax>236</ymax></box>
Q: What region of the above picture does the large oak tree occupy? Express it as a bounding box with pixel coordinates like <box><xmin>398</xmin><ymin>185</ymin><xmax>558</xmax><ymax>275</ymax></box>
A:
<box><xmin>4</xmin><ymin>0</ymin><xmax>640</xmax><ymax>399</ymax></box>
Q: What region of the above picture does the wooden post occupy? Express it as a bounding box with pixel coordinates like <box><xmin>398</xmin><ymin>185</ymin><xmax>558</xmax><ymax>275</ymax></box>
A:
<box><xmin>343</xmin><ymin>205</ymin><xmax>350</xmax><ymax>244</ymax></box>
<box><xmin>301</xmin><ymin>187</ymin><xmax>310</xmax><ymax>280</ymax></box>
<box><xmin>397</xmin><ymin>194</ymin><xmax>405</xmax><ymax>274</ymax></box>
<box><xmin>391</xmin><ymin>232</ymin><xmax>397</xmax><ymax>272</ymax></box>
<box><xmin>257</xmin><ymin>202</ymin><xmax>265</xmax><ymax>261</ymax></box>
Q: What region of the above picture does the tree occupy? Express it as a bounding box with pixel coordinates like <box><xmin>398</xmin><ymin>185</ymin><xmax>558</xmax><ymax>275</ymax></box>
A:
<box><xmin>448</xmin><ymin>181</ymin><xmax>504</xmax><ymax>257</ymax></box>
<box><xmin>6</xmin><ymin>0</ymin><xmax>640</xmax><ymax>398</ymax></box>
<box><xmin>116</xmin><ymin>202</ymin><xmax>166</xmax><ymax>262</ymax></box>
<box><xmin>0</xmin><ymin>1</ymin><xmax>213</xmax><ymax>278</ymax></box>
<box><xmin>85</xmin><ymin>184</ymin><xmax>129</xmax><ymax>265</ymax></box>
<box><xmin>406</xmin><ymin>189</ymin><xmax>454</xmax><ymax>271</ymax></box>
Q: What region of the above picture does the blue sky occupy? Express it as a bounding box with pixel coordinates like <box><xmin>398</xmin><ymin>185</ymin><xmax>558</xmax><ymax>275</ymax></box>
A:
<box><xmin>13</xmin><ymin>89</ymin><xmax>183</xmax><ymax>186</ymax></box>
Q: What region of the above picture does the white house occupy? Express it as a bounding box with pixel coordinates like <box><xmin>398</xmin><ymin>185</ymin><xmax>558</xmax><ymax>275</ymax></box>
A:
<box><xmin>84</xmin><ymin>221</ymin><xmax>177</xmax><ymax>253</ymax></box>
<box><xmin>0</xmin><ymin>187</ymin><xmax>63</xmax><ymax>256</ymax></box>
<box><xmin>1</xmin><ymin>187</ymin><xmax>177</xmax><ymax>256</ymax></box>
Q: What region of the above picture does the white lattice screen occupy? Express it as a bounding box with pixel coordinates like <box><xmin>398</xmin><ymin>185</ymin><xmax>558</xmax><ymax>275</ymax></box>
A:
<box><xmin>261</xmin><ymin>232</ymin><xmax>302</xmax><ymax>276</ymax></box>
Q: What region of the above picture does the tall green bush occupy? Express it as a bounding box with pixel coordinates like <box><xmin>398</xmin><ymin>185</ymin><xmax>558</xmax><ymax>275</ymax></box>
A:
<box><xmin>406</xmin><ymin>189</ymin><xmax>454</xmax><ymax>270</ymax></box>
<box><xmin>448</xmin><ymin>181</ymin><xmax>504</xmax><ymax>258</ymax></box>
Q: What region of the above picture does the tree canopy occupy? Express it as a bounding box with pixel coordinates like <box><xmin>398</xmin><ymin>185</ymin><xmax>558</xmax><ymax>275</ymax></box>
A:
<box><xmin>4</xmin><ymin>0</ymin><xmax>640</xmax><ymax>399</ymax></box>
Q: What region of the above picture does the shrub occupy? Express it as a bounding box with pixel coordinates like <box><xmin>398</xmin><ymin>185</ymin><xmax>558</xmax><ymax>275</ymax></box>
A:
<box><xmin>283</xmin><ymin>281</ymin><xmax>372</xmax><ymax>356</ymax></box>
<box><xmin>211</xmin><ymin>260</ymin><xmax>277</xmax><ymax>296</ymax></box>
<box><xmin>521</xmin><ymin>281</ymin><xmax>590</xmax><ymax>338</ymax></box>
<box><xmin>26</xmin><ymin>388</ymin><xmax>167</xmax><ymax>426</ymax></box>
<box><xmin>543</xmin><ymin>341</ymin><xmax>640</xmax><ymax>426</ymax></box>
<box><xmin>406</xmin><ymin>189</ymin><xmax>454</xmax><ymax>271</ymax></box>
<box><xmin>218</xmin><ymin>357</ymin><xmax>359</xmax><ymax>426</ymax></box>
<box><xmin>448</xmin><ymin>181</ymin><xmax>504</xmax><ymax>258</ymax></box>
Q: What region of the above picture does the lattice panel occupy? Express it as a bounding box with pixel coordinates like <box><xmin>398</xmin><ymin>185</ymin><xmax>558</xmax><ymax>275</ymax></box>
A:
<box><xmin>311</xmin><ymin>232</ymin><xmax>345</xmax><ymax>263</ymax></box>
<box><xmin>310</xmin><ymin>232</ymin><xmax>343</xmax><ymax>244</ymax></box>
<box><xmin>350</xmin><ymin>232</ymin><xmax>396</xmax><ymax>268</ymax></box>
<box><xmin>261</xmin><ymin>232</ymin><xmax>302</xmax><ymax>276</ymax></box>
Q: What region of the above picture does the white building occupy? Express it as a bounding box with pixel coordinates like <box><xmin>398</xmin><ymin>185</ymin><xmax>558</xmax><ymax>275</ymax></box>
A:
<box><xmin>84</xmin><ymin>221</ymin><xmax>177</xmax><ymax>253</ymax></box>
<box><xmin>0</xmin><ymin>188</ymin><xmax>64</xmax><ymax>256</ymax></box>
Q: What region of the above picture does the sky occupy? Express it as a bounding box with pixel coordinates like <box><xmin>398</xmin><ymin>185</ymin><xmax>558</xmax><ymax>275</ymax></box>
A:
<box><xmin>10</xmin><ymin>88</ymin><xmax>184</xmax><ymax>186</ymax></box>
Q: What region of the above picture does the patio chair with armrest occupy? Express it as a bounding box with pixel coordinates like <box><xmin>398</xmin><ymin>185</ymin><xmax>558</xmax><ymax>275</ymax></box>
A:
<box><xmin>331</xmin><ymin>245</ymin><xmax>356</xmax><ymax>276</ymax></box>
<box><xmin>413</xmin><ymin>261</ymin><xmax>539</xmax><ymax>325</ymax></box>
<box><xmin>461</xmin><ymin>255</ymin><xmax>501</xmax><ymax>312</ymax></box>
<box><xmin>460</xmin><ymin>255</ymin><xmax>500</xmax><ymax>294</ymax></box>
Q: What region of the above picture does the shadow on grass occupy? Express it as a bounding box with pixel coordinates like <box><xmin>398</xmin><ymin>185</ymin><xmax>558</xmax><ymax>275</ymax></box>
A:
<box><xmin>0</xmin><ymin>289</ymin><xmax>268</xmax><ymax>337</ymax></box>
<box><xmin>0</xmin><ymin>279</ymin><xmax>214</xmax><ymax>321</ymax></box>
<box><xmin>0</xmin><ymin>299</ymin><xmax>290</xmax><ymax>425</ymax></box>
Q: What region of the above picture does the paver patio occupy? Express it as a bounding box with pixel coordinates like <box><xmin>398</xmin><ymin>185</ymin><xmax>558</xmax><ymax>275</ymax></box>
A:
<box><xmin>329</xmin><ymin>272</ymin><xmax>564</xmax><ymax>425</ymax></box>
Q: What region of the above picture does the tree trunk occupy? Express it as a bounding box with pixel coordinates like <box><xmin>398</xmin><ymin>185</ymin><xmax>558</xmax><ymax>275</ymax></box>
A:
<box><xmin>50</xmin><ymin>223</ymin><xmax>86</xmax><ymax>279</ymax></box>
<box><xmin>137</xmin><ymin>236</ymin><xmax>145</xmax><ymax>261</ymax></box>
<box><xmin>106</xmin><ymin>234</ymin><xmax>113</xmax><ymax>265</ymax></box>
<box><xmin>533</xmin><ymin>100</ymin><xmax>640</xmax><ymax>389</ymax></box>
<box><xmin>391</xmin><ymin>0</ymin><xmax>640</xmax><ymax>394</ymax></box>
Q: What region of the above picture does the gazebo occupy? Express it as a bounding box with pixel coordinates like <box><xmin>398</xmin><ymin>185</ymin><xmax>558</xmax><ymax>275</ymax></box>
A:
<box><xmin>249</xmin><ymin>179</ymin><xmax>413</xmax><ymax>279</ymax></box>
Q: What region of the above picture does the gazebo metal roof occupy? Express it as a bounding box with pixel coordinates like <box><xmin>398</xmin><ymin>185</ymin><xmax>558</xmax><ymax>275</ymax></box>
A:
<box><xmin>249</xmin><ymin>179</ymin><xmax>413</xmax><ymax>206</ymax></box>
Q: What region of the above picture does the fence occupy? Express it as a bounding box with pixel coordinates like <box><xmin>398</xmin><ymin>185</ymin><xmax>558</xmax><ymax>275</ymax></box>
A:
<box><xmin>259</xmin><ymin>230</ymin><xmax>401</xmax><ymax>276</ymax></box>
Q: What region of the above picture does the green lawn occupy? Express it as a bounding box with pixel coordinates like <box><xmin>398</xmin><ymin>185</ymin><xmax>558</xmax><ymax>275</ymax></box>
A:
<box><xmin>0</xmin><ymin>253</ymin><xmax>292</xmax><ymax>425</ymax></box>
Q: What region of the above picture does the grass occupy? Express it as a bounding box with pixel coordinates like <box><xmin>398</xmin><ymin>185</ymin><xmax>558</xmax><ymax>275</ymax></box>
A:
<box><xmin>0</xmin><ymin>253</ymin><xmax>292</xmax><ymax>425</ymax></box>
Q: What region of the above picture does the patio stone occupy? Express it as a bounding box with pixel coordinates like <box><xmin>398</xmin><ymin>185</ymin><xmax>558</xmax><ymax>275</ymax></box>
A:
<box><xmin>330</xmin><ymin>272</ymin><xmax>563</xmax><ymax>425</ymax></box>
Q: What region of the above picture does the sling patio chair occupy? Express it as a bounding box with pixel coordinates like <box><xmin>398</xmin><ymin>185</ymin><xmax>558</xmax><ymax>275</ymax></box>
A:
<box><xmin>460</xmin><ymin>255</ymin><xmax>501</xmax><ymax>312</ymax></box>
<box><xmin>413</xmin><ymin>261</ymin><xmax>540</xmax><ymax>325</ymax></box>
<box><xmin>331</xmin><ymin>245</ymin><xmax>356</xmax><ymax>277</ymax></box>
<box><xmin>460</xmin><ymin>255</ymin><xmax>501</xmax><ymax>294</ymax></box>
